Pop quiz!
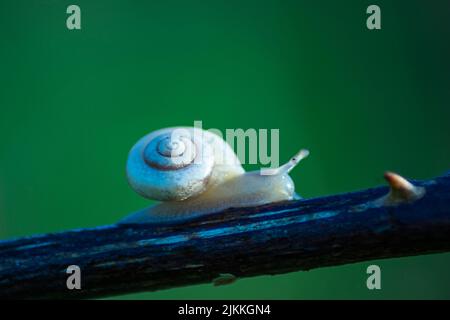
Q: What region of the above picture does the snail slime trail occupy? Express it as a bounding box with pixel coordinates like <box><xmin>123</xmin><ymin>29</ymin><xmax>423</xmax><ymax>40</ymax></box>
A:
<box><xmin>120</xmin><ymin>126</ymin><xmax>309</xmax><ymax>224</ymax></box>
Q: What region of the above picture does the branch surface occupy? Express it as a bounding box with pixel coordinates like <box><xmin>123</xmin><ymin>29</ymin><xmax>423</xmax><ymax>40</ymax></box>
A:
<box><xmin>1</xmin><ymin>172</ymin><xmax>449</xmax><ymax>299</ymax></box>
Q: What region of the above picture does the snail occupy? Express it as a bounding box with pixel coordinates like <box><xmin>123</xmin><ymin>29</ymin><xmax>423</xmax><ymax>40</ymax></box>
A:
<box><xmin>119</xmin><ymin>127</ymin><xmax>309</xmax><ymax>224</ymax></box>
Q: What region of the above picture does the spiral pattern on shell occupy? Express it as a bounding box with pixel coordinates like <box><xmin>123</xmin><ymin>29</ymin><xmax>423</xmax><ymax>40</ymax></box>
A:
<box><xmin>143</xmin><ymin>132</ymin><xmax>197</xmax><ymax>170</ymax></box>
<box><xmin>126</xmin><ymin>127</ymin><xmax>217</xmax><ymax>201</ymax></box>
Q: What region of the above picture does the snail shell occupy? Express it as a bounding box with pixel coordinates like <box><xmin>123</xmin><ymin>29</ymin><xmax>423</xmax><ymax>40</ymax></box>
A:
<box><xmin>121</xmin><ymin>127</ymin><xmax>309</xmax><ymax>224</ymax></box>
<box><xmin>126</xmin><ymin>127</ymin><xmax>244</xmax><ymax>201</ymax></box>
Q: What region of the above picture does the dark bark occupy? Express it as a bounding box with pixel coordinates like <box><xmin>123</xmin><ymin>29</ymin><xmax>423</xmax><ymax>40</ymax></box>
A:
<box><xmin>0</xmin><ymin>172</ymin><xmax>449</xmax><ymax>299</ymax></box>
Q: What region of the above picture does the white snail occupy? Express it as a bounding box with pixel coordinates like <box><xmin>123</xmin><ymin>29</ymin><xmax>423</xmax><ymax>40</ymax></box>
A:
<box><xmin>119</xmin><ymin>127</ymin><xmax>309</xmax><ymax>224</ymax></box>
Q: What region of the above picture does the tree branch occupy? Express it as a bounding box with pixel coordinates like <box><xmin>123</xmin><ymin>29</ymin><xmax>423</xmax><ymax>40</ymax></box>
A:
<box><xmin>1</xmin><ymin>172</ymin><xmax>450</xmax><ymax>299</ymax></box>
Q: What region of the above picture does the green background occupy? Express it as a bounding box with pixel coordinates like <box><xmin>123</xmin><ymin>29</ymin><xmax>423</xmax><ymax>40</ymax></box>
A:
<box><xmin>1</xmin><ymin>0</ymin><xmax>449</xmax><ymax>299</ymax></box>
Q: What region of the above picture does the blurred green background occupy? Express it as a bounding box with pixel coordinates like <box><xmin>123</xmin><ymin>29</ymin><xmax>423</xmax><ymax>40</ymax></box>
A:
<box><xmin>1</xmin><ymin>0</ymin><xmax>449</xmax><ymax>299</ymax></box>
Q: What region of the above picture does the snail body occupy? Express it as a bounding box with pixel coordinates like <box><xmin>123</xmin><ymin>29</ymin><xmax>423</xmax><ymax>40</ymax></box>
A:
<box><xmin>120</xmin><ymin>127</ymin><xmax>309</xmax><ymax>224</ymax></box>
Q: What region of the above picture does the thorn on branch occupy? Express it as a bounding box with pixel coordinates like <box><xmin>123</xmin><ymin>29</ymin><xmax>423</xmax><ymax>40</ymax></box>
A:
<box><xmin>379</xmin><ymin>171</ymin><xmax>426</xmax><ymax>206</ymax></box>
